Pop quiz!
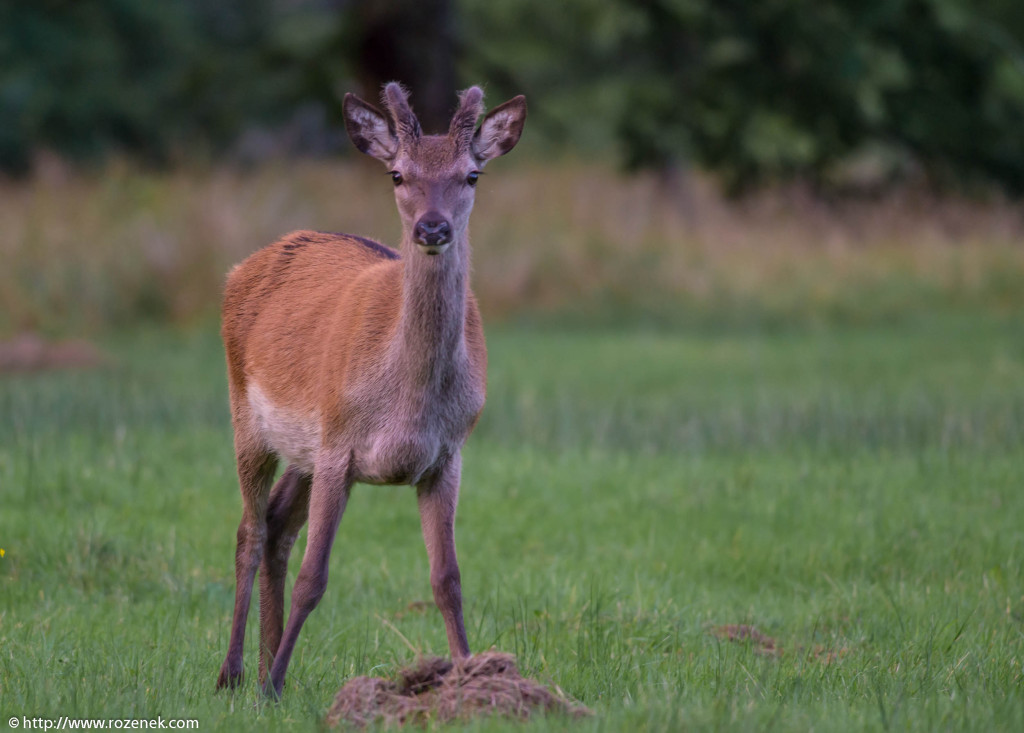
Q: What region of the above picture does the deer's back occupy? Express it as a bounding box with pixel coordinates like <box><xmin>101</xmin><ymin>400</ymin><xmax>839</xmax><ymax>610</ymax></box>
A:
<box><xmin>222</xmin><ymin>230</ymin><xmax>402</xmax><ymax>406</ymax></box>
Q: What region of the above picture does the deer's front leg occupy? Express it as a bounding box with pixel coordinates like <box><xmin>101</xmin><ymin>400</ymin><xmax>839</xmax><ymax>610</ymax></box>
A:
<box><xmin>416</xmin><ymin>452</ymin><xmax>470</xmax><ymax>659</ymax></box>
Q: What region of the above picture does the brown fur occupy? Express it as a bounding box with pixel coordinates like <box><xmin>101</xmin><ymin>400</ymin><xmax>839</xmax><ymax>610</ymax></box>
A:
<box><xmin>222</xmin><ymin>230</ymin><xmax>485</xmax><ymax>427</ymax></box>
<box><xmin>215</xmin><ymin>83</ymin><xmax>526</xmax><ymax>698</ymax></box>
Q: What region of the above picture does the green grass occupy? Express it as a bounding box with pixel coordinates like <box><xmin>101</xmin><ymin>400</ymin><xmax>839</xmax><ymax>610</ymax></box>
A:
<box><xmin>1</xmin><ymin>313</ymin><xmax>1023</xmax><ymax>731</ymax></box>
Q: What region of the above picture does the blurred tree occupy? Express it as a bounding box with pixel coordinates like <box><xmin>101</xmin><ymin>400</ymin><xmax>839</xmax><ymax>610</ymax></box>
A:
<box><xmin>348</xmin><ymin>0</ymin><xmax>458</xmax><ymax>133</ymax></box>
<box><xmin>459</xmin><ymin>0</ymin><xmax>1024</xmax><ymax>193</ymax></box>
<box><xmin>3</xmin><ymin>0</ymin><xmax>1024</xmax><ymax>194</ymax></box>
<box><xmin>0</xmin><ymin>0</ymin><xmax>466</xmax><ymax>170</ymax></box>
<box><xmin>0</xmin><ymin>0</ymin><xmax>283</xmax><ymax>171</ymax></box>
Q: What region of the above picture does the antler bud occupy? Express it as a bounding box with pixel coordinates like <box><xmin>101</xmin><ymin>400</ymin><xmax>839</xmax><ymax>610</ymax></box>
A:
<box><xmin>382</xmin><ymin>82</ymin><xmax>422</xmax><ymax>143</ymax></box>
<box><xmin>448</xmin><ymin>86</ymin><xmax>485</xmax><ymax>151</ymax></box>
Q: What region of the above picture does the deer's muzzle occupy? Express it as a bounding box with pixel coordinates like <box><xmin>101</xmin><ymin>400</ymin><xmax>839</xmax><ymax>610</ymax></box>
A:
<box><xmin>414</xmin><ymin>215</ymin><xmax>452</xmax><ymax>252</ymax></box>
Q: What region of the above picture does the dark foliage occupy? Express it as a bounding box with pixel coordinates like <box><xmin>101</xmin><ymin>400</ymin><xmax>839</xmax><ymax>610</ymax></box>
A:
<box><xmin>3</xmin><ymin>0</ymin><xmax>1024</xmax><ymax>192</ymax></box>
<box><xmin>0</xmin><ymin>0</ymin><xmax>285</xmax><ymax>171</ymax></box>
<box><xmin>460</xmin><ymin>0</ymin><xmax>1024</xmax><ymax>193</ymax></box>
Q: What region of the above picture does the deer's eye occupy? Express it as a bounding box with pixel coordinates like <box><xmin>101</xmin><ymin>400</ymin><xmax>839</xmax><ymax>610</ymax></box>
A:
<box><xmin>390</xmin><ymin>171</ymin><xmax>404</xmax><ymax>186</ymax></box>
<box><xmin>466</xmin><ymin>171</ymin><xmax>480</xmax><ymax>187</ymax></box>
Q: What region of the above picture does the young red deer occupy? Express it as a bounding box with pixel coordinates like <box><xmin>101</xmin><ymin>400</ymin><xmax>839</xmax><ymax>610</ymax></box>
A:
<box><xmin>215</xmin><ymin>83</ymin><xmax>526</xmax><ymax>698</ymax></box>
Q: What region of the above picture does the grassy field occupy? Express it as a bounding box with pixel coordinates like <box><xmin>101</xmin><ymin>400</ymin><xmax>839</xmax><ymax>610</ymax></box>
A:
<box><xmin>1</xmin><ymin>309</ymin><xmax>1022</xmax><ymax>730</ymax></box>
<box><xmin>1</xmin><ymin>160</ymin><xmax>1023</xmax><ymax>730</ymax></box>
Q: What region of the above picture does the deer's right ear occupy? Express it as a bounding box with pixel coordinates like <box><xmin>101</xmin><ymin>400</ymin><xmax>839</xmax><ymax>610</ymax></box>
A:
<box><xmin>343</xmin><ymin>93</ymin><xmax>398</xmax><ymax>162</ymax></box>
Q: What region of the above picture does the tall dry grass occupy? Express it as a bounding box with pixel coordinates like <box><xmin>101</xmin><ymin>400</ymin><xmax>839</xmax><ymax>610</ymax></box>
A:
<box><xmin>2</xmin><ymin>155</ymin><xmax>1023</xmax><ymax>335</ymax></box>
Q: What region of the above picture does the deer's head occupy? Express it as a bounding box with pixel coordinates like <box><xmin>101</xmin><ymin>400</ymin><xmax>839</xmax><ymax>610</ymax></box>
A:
<box><xmin>343</xmin><ymin>83</ymin><xmax>526</xmax><ymax>256</ymax></box>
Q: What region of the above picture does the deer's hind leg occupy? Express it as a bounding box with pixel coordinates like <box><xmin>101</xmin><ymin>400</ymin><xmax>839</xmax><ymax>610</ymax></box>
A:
<box><xmin>265</xmin><ymin>450</ymin><xmax>354</xmax><ymax>698</ymax></box>
<box><xmin>217</xmin><ymin>433</ymin><xmax>278</xmax><ymax>691</ymax></box>
<box><xmin>258</xmin><ymin>465</ymin><xmax>312</xmax><ymax>684</ymax></box>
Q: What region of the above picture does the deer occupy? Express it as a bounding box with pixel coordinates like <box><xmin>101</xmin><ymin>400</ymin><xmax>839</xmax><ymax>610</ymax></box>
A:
<box><xmin>215</xmin><ymin>83</ymin><xmax>526</xmax><ymax>699</ymax></box>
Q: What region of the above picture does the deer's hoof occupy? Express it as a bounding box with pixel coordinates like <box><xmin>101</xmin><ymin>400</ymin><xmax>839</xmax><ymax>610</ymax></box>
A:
<box><xmin>260</xmin><ymin>679</ymin><xmax>284</xmax><ymax>701</ymax></box>
<box><xmin>216</xmin><ymin>662</ymin><xmax>244</xmax><ymax>691</ymax></box>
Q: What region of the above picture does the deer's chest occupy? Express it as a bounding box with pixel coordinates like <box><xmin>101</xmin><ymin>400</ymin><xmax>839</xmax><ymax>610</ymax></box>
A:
<box><xmin>349</xmin><ymin>370</ymin><xmax>483</xmax><ymax>486</ymax></box>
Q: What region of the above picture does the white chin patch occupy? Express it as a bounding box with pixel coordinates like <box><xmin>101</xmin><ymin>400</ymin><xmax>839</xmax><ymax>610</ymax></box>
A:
<box><xmin>417</xmin><ymin>242</ymin><xmax>452</xmax><ymax>256</ymax></box>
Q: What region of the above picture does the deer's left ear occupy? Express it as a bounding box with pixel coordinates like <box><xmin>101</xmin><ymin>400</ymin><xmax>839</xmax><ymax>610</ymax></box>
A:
<box><xmin>472</xmin><ymin>96</ymin><xmax>527</xmax><ymax>162</ymax></box>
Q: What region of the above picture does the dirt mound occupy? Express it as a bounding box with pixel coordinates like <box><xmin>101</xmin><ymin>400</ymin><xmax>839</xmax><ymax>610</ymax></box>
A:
<box><xmin>711</xmin><ymin>624</ymin><xmax>849</xmax><ymax>663</ymax></box>
<box><xmin>325</xmin><ymin>652</ymin><xmax>590</xmax><ymax>728</ymax></box>
<box><xmin>0</xmin><ymin>333</ymin><xmax>107</xmax><ymax>373</ymax></box>
<box><xmin>711</xmin><ymin>624</ymin><xmax>781</xmax><ymax>656</ymax></box>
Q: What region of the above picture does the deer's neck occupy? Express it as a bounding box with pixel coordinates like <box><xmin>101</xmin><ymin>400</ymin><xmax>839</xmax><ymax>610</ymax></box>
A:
<box><xmin>392</xmin><ymin>235</ymin><xmax>470</xmax><ymax>387</ymax></box>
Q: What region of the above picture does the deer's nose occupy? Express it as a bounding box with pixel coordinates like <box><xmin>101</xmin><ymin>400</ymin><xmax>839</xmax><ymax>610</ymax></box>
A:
<box><xmin>413</xmin><ymin>215</ymin><xmax>452</xmax><ymax>246</ymax></box>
